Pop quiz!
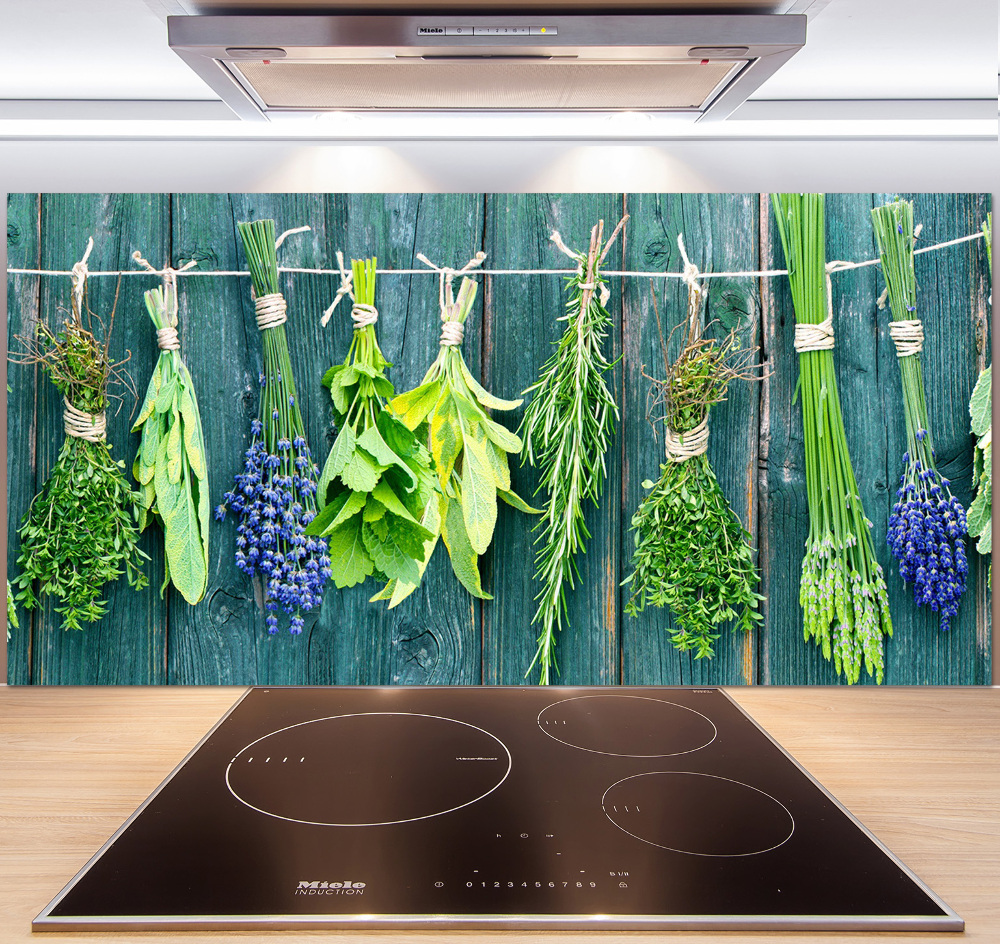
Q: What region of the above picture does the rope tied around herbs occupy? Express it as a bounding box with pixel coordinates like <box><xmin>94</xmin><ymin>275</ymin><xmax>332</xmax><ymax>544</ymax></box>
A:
<box><xmin>253</xmin><ymin>292</ymin><xmax>288</xmax><ymax>330</ymax></box>
<box><xmin>417</xmin><ymin>250</ymin><xmax>487</xmax><ymax>348</ymax></box>
<box><xmin>440</xmin><ymin>319</ymin><xmax>465</xmax><ymax>346</ymax></box>
<box><xmin>889</xmin><ymin>318</ymin><xmax>924</xmax><ymax>357</ymax></box>
<box><xmin>664</xmin><ymin>416</ymin><xmax>710</xmax><ymax>463</ymax></box>
<box><xmin>63</xmin><ymin>397</ymin><xmax>107</xmax><ymax>443</ymax></box>
<box><xmin>793</xmin><ymin>315</ymin><xmax>836</xmax><ymax>353</ymax></box>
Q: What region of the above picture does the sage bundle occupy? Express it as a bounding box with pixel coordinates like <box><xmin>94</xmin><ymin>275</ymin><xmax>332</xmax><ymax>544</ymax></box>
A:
<box><xmin>307</xmin><ymin>257</ymin><xmax>439</xmax><ymax>592</ymax></box>
<box><xmin>131</xmin><ymin>266</ymin><xmax>210</xmax><ymax>604</ymax></box>
<box><xmin>771</xmin><ymin>193</ymin><xmax>892</xmax><ymax>683</ymax></box>
<box><xmin>216</xmin><ymin>220</ymin><xmax>329</xmax><ymax>634</ymax></box>
<box><xmin>383</xmin><ymin>266</ymin><xmax>537</xmax><ymax>606</ymax></box>
<box><xmin>624</xmin><ymin>267</ymin><xmax>763</xmax><ymax>659</ymax></box>
<box><xmin>11</xmin><ymin>246</ymin><xmax>148</xmax><ymax>630</ymax></box>
<box><xmin>519</xmin><ymin>217</ymin><xmax>626</xmax><ymax>684</ymax></box>
<box><xmin>968</xmin><ymin>213</ymin><xmax>992</xmax><ymax>583</ymax></box>
<box><xmin>872</xmin><ymin>199</ymin><xmax>968</xmax><ymax>630</ymax></box>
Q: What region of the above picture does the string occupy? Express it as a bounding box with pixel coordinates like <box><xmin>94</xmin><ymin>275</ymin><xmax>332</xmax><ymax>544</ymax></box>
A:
<box><xmin>889</xmin><ymin>319</ymin><xmax>924</xmax><ymax>357</ymax></box>
<box><xmin>70</xmin><ymin>237</ymin><xmax>94</xmax><ymax>314</ymax></box>
<box><xmin>131</xmin><ymin>250</ymin><xmax>198</xmax><ymax>350</ymax></box>
<box><xmin>664</xmin><ymin>416</ymin><xmax>710</xmax><ymax>463</ymax></box>
<box><xmin>8</xmin><ymin>229</ymin><xmax>984</xmax><ymax>281</ymax></box>
<box><xmin>63</xmin><ymin>397</ymin><xmax>106</xmax><ymax>443</ymax></box>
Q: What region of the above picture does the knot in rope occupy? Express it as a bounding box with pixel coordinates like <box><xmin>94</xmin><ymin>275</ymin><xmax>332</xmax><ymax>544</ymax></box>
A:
<box><xmin>664</xmin><ymin>416</ymin><xmax>709</xmax><ymax>463</ymax></box>
<box><xmin>794</xmin><ymin>315</ymin><xmax>835</xmax><ymax>353</ymax></box>
<box><xmin>156</xmin><ymin>325</ymin><xmax>180</xmax><ymax>351</ymax></box>
<box><xmin>440</xmin><ymin>320</ymin><xmax>465</xmax><ymax>346</ymax></box>
<box><xmin>63</xmin><ymin>397</ymin><xmax>106</xmax><ymax>443</ymax></box>
<box><xmin>254</xmin><ymin>292</ymin><xmax>287</xmax><ymax>330</ymax></box>
<box><xmin>889</xmin><ymin>318</ymin><xmax>924</xmax><ymax>357</ymax></box>
<box><xmin>351</xmin><ymin>302</ymin><xmax>379</xmax><ymax>329</ymax></box>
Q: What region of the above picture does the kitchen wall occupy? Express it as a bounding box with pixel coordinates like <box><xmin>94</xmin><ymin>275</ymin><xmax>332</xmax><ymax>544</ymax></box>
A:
<box><xmin>2</xmin><ymin>137</ymin><xmax>997</xmax><ymax>685</ymax></box>
<box><xmin>8</xmin><ymin>181</ymin><xmax>989</xmax><ymax>684</ymax></box>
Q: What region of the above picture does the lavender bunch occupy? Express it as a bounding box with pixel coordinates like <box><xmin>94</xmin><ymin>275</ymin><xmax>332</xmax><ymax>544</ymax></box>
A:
<box><xmin>872</xmin><ymin>199</ymin><xmax>968</xmax><ymax>630</ymax></box>
<box><xmin>216</xmin><ymin>219</ymin><xmax>330</xmax><ymax>634</ymax></box>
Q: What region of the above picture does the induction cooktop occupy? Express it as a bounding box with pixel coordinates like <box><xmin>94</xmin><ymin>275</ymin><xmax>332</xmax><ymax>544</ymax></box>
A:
<box><xmin>33</xmin><ymin>686</ymin><xmax>962</xmax><ymax>932</ymax></box>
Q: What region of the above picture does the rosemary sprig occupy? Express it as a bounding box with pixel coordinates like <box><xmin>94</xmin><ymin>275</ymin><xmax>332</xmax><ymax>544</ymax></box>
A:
<box><xmin>519</xmin><ymin>217</ymin><xmax>626</xmax><ymax>684</ymax></box>
<box><xmin>771</xmin><ymin>193</ymin><xmax>892</xmax><ymax>683</ymax></box>
<box><xmin>872</xmin><ymin>198</ymin><xmax>968</xmax><ymax>629</ymax></box>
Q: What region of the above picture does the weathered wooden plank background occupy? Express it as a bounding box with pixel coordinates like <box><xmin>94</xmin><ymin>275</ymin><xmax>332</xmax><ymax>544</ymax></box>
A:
<box><xmin>6</xmin><ymin>192</ymin><xmax>991</xmax><ymax>686</ymax></box>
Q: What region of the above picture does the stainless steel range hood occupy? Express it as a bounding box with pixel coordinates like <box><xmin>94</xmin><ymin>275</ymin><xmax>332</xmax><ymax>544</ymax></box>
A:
<box><xmin>166</xmin><ymin>13</ymin><xmax>806</xmax><ymax>121</ymax></box>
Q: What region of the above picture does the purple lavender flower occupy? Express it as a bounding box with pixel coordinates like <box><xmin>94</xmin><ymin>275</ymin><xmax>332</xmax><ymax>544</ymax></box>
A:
<box><xmin>216</xmin><ymin>418</ymin><xmax>329</xmax><ymax>635</ymax></box>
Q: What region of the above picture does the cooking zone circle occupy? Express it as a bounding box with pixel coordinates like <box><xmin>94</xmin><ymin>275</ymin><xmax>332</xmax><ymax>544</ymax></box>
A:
<box><xmin>603</xmin><ymin>771</ymin><xmax>795</xmax><ymax>857</ymax></box>
<box><xmin>225</xmin><ymin>713</ymin><xmax>511</xmax><ymax>827</ymax></box>
<box><xmin>537</xmin><ymin>695</ymin><xmax>717</xmax><ymax>757</ymax></box>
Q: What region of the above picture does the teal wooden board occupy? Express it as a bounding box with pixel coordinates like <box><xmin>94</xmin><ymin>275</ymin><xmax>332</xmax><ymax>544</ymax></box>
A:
<box><xmin>6</xmin><ymin>192</ymin><xmax>992</xmax><ymax>686</ymax></box>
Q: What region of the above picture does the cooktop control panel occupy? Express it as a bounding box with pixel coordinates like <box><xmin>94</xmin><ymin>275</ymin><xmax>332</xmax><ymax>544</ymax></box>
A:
<box><xmin>34</xmin><ymin>686</ymin><xmax>962</xmax><ymax>932</ymax></box>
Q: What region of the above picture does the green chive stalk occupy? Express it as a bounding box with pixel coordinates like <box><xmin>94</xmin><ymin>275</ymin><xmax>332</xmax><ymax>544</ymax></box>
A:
<box><xmin>771</xmin><ymin>193</ymin><xmax>892</xmax><ymax>683</ymax></box>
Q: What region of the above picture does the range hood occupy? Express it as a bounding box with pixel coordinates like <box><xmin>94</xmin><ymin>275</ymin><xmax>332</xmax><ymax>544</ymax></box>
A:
<box><xmin>167</xmin><ymin>14</ymin><xmax>806</xmax><ymax>121</ymax></box>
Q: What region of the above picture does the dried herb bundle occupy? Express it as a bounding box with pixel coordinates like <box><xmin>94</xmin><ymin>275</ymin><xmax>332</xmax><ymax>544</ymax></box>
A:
<box><xmin>11</xmin><ymin>269</ymin><xmax>148</xmax><ymax>630</ymax></box>
<box><xmin>308</xmin><ymin>258</ymin><xmax>439</xmax><ymax>592</ymax></box>
<box><xmin>872</xmin><ymin>199</ymin><xmax>968</xmax><ymax>630</ymax></box>
<box><xmin>217</xmin><ymin>220</ymin><xmax>329</xmax><ymax>634</ymax></box>
<box><xmin>519</xmin><ymin>217</ymin><xmax>626</xmax><ymax>684</ymax></box>
<box><xmin>384</xmin><ymin>273</ymin><xmax>537</xmax><ymax>605</ymax></box>
<box><xmin>623</xmin><ymin>281</ymin><xmax>763</xmax><ymax>658</ymax></box>
<box><xmin>132</xmin><ymin>277</ymin><xmax>210</xmax><ymax>604</ymax></box>
<box><xmin>771</xmin><ymin>193</ymin><xmax>892</xmax><ymax>683</ymax></box>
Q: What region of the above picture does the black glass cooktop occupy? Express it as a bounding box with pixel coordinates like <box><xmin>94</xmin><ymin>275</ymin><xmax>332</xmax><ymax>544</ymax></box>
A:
<box><xmin>34</xmin><ymin>686</ymin><xmax>962</xmax><ymax>932</ymax></box>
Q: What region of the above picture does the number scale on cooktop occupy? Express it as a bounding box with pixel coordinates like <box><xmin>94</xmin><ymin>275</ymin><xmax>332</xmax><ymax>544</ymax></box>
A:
<box><xmin>34</xmin><ymin>686</ymin><xmax>962</xmax><ymax>932</ymax></box>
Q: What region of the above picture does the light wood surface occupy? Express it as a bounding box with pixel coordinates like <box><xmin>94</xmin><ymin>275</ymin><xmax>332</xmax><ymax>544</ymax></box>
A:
<box><xmin>1</xmin><ymin>686</ymin><xmax>998</xmax><ymax>943</ymax></box>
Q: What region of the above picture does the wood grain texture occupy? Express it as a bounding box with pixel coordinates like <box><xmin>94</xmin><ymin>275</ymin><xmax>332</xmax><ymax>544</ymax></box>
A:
<box><xmin>5</xmin><ymin>192</ymin><xmax>991</xmax><ymax>685</ymax></box>
<box><xmin>482</xmin><ymin>193</ymin><xmax>623</xmax><ymax>685</ymax></box>
<box><xmin>2</xmin><ymin>686</ymin><xmax>998</xmax><ymax>943</ymax></box>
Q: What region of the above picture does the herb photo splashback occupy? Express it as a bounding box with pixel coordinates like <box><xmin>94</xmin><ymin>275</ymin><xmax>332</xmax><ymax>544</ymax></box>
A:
<box><xmin>5</xmin><ymin>193</ymin><xmax>992</xmax><ymax>686</ymax></box>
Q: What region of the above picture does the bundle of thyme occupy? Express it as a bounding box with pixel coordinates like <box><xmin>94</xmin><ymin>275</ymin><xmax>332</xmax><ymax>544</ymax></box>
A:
<box><xmin>771</xmin><ymin>193</ymin><xmax>892</xmax><ymax>683</ymax></box>
<box><xmin>216</xmin><ymin>220</ymin><xmax>329</xmax><ymax>634</ymax></box>
<box><xmin>11</xmin><ymin>260</ymin><xmax>148</xmax><ymax>630</ymax></box>
<box><xmin>623</xmin><ymin>276</ymin><xmax>763</xmax><ymax>659</ymax></box>
<box><xmin>872</xmin><ymin>199</ymin><xmax>968</xmax><ymax>630</ymax></box>
<box><xmin>384</xmin><ymin>269</ymin><xmax>537</xmax><ymax>605</ymax></box>
<box><xmin>132</xmin><ymin>269</ymin><xmax>211</xmax><ymax>604</ymax></box>
<box><xmin>968</xmin><ymin>213</ymin><xmax>991</xmax><ymax>584</ymax></box>
<box><xmin>307</xmin><ymin>257</ymin><xmax>439</xmax><ymax>593</ymax></box>
<box><xmin>519</xmin><ymin>216</ymin><xmax>626</xmax><ymax>684</ymax></box>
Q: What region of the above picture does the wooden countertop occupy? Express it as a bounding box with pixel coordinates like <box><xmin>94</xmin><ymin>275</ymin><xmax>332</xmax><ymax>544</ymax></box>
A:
<box><xmin>1</xmin><ymin>686</ymin><xmax>998</xmax><ymax>943</ymax></box>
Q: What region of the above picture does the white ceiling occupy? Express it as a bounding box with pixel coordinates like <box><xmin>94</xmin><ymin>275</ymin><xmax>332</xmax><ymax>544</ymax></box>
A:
<box><xmin>0</xmin><ymin>0</ymin><xmax>996</xmax><ymax>134</ymax></box>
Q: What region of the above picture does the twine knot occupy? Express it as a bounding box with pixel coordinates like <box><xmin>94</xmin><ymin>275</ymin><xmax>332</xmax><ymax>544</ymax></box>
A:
<box><xmin>254</xmin><ymin>292</ymin><xmax>287</xmax><ymax>330</ymax></box>
<box><xmin>664</xmin><ymin>416</ymin><xmax>709</xmax><ymax>462</ymax></box>
<box><xmin>794</xmin><ymin>315</ymin><xmax>835</xmax><ymax>353</ymax></box>
<box><xmin>351</xmin><ymin>303</ymin><xmax>379</xmax><ymax>329</ymax></box>
<box><xmin>156</xmin><ymin>325</ymin><xmax>180</xmax><ymax>351</ymax></box>
<box><xmin>889</xmin><ymin>318</ymin><xmax>924</xmax><ymax>357</ymax></box>
<box><xmin>440</xmin><ymin>320</ymin><xmax>465</xmax><ymax>346</ymax></box>
<box><xmin>63</xmin><ymin>397</ymin><xmax>106</xmax><ymax>443</ymax></box>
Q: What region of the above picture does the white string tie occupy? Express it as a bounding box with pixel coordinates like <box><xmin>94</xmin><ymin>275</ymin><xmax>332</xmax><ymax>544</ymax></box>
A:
<box><xmin>664</xmin><ymin>416</ymin><xmax>709</xmax><ymax>463</ymax></box>
<box><xmin>794</xmin><ymin>316</ymin><xmax>835</xmax><ymax>353</ymax></box>
<box><xmin>889</xmin><ymin>319</ymin><xmax>924</xmax><ymax>357</ymax></box>
<box><xmin>156</xmin><ymin>325</ymin><xmax>180</xmax><ymax>351</ymax></box>
<box><xmin>440</xmin><ymin>320</ymin><xmax>465</xmax><ymax>346</ymax></box>
<box><xmin>321</xmin><ymin>250</ymin><xmax>355</xmax><ymax>327</ymax></box>
<box><xmin>351</xmin><ymin>303</ymin><xmax>379</xmax><ymax>328</ymax></box>
<box><xmin>70</xmin><ymin>237</ymin><xmax>94</xmax><ymax>313</ymax></box>
<box><xmin>274</xmin><ymin>225</ymin><xmax>311</xmax><ymax>249</ymax></box>
<box><xmin>254</xmin><ymin>292</ymin><xmax>287</xmax><ymax>330</ymax></box>
<box><xmin>63</xmin><ymin>397</ymin><xmax>106</xmax><ymax>443</ymax></box>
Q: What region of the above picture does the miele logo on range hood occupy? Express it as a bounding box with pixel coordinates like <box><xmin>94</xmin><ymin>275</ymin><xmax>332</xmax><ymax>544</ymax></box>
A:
<box><xmin>166</xmin><ymin>13</ymin><xmax>806</xmax><ymax>122</ymax></box>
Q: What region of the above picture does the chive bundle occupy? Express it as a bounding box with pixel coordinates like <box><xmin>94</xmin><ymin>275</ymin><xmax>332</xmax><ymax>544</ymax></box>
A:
<box><xmin>771</xmin><ymin>193</ymin><xmax>892</xmax><ymax>683</ymax></box>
